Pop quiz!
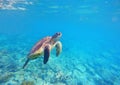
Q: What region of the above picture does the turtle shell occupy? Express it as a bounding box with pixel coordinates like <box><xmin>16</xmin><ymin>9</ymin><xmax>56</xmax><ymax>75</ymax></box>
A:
<box><xmin>28</xmin><ymin>36</ymin><xmax>52</xmax><ymax>56</ymax></box>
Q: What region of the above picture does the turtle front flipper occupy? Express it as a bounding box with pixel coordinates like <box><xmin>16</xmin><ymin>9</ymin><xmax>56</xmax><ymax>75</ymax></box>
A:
<box><xmin>55</xmin><ymin>41</ymin><xmax>62</xmax><ymax>56</ymax></box>
<box><xmin>44</xmin><ymin>45</ymin><xmax>51</xmax><ymax>64</ymax></box>
<box><xmin>23</xmin><ymin>58</ymin><xmax>30</xmax><ymax>69</ymax></box>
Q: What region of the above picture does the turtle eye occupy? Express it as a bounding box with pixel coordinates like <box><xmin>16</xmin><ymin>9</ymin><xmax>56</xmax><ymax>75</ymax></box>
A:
<box><xmin>56</xmin><ymin>32</ymin><xmax>61</xmax><ymax>35</ymax></box>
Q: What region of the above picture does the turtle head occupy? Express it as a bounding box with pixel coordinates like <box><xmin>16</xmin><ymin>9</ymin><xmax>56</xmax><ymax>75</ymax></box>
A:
<box><xmin>52</xmin><ymin>32</ymin><xmax>62</xmax><ymax>41</ymax></box>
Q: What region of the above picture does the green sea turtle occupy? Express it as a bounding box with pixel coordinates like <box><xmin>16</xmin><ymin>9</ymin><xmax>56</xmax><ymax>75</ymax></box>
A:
<box><xmin>23</xmin><ymin>32</ymin><xmax>62</xmax><ymax>69</ymax></box>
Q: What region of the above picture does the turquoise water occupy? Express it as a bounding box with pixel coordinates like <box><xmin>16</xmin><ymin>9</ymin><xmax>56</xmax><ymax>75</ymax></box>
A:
<box><xmin>0</xmin><ymin>0</ymin><xmax>120</xmax><ymax>85</ymax></box>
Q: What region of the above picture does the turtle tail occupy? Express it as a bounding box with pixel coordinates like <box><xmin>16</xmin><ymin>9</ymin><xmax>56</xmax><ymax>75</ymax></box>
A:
<box><xmin>23</xmin><ymin>59</ymin><xmax>30</xmax><ymax>69</ymax></box>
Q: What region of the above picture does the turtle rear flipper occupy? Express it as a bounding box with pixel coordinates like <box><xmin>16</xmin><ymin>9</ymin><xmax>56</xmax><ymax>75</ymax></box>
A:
<box><xmin>44</xmin><ymin>45</ymin><xmax>51</xmax><ymax>64</ymax></box>
<box><xmin>23</xmin><ymin>59</ymin><xmax>30</xmax><ymax>69</ymax></box>
<box><xmin>55</xmin><ymin>41</ymin><xmax>62</xmax><ymax>56</ymax></box>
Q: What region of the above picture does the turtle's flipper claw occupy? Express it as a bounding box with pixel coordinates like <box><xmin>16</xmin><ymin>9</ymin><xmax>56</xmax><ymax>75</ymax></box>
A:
<box><xmin>44</xmin><ymin>45</ymin><xmax>50</xmax><ymax>64</ymax></box>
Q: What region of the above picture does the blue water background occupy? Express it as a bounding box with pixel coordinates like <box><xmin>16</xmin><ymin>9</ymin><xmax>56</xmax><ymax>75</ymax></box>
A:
<box><xmin>0</xmin><ymin>0</ymin><xmax>120</xmax><ymax>85</ymax></box>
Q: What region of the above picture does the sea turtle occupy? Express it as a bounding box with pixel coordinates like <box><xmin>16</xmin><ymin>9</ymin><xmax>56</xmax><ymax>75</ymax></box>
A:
<box><xmin>23</xmin><ymin>32</ymin><xmax>62</xmax><ymax>69</ymax></box>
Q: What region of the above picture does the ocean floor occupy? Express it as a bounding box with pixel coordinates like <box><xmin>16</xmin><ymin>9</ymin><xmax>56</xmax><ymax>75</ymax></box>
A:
<box><xmin>0</xmin><ymin>34</ymin><xmax>120</xmax><ymax>85</ymax></box>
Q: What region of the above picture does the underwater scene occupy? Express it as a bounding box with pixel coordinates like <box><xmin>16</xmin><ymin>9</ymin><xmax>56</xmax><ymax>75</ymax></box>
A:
<box><xmin>0</xmin><ymin>0</ymin><xmax>120</xmax><ymax>85</ymax></box>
